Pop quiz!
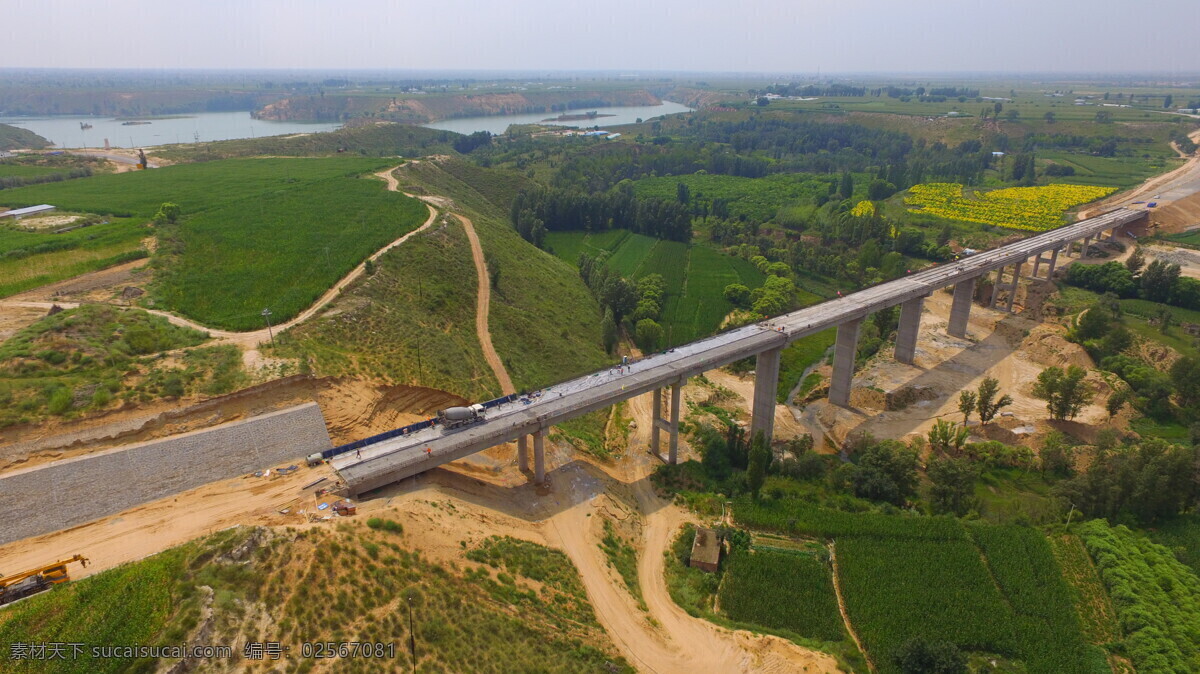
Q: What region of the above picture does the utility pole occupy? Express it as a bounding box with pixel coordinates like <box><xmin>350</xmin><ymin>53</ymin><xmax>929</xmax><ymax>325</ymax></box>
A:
<box><xmin>262</xmin><ymin>308</ymin><xmax>274</xmax><ymax>347</ymax></box>
<box><xmin>407</xmin><ymin>594</ymin><xmax>417</xmax><ymax>672</ymax></box>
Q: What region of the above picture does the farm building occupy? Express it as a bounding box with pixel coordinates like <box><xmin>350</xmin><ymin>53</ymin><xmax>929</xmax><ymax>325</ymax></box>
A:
<box><xmin>690</xmin><ymin>527</ymin><xmax>723</xmax><ymax>573</ymax></box>
<box><xmin>1</xmin><ymin>204</ymin><xmax>56</xmax><ymax>219</ymax></box>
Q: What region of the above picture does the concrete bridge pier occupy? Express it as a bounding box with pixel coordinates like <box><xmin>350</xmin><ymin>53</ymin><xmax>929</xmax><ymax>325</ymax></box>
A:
<box><xmin>1080</xmin><ymin>236</ymin><xmax>1092</xmax><ymax>258</ymax></box>
<box><xmin>948</xmin><ymin>277</ymin><xmax>976</xmax><ymax>338</ymax></box>
<box><xmin>533</xmin><ymin>430</ymin><xmax>546</xmax><ymax>484</ymax></box>
<box><xmin>517</xmin><ymin>435</ymin><xmax>529</xmax><ymax>472</ymax></box>
<box><xmin>990</xmin><ymin>267</ymin><xmax>1005</xmax><ymax>308</ymax></box>
<box><xmin>751</xmin><ymin>347</ymin><xmax>783</xmax><ymax>444</ymax></box>
<box><xmin>894</xmin><ymin>296</ymin><xmax>924</xmax><ymax>365</ymax></box>
<box><xmin>650</xmin><ymin>382</ymin><xmax>684</xmax><ymax>463</ymax></box>
<box><xmin>1005</xmin><ymin>261</ymin><xmax>1024</xmax><ymax>312</ymax></box>
<box><xmin>829</xmin><ymin>317</ymin><xmax>863</xmax><ymax>407</ymax></box>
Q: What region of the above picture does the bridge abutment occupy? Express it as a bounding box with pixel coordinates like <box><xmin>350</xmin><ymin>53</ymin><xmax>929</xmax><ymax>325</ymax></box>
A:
<box><xmin>751</xmin><ymin>346</ymin><xmax>783</xmax><ymax>444</ymax></box>
<box><xmin>829</xmin><ymin>317</ymin><xmax>862</xmax><ymax>407</ymax></box>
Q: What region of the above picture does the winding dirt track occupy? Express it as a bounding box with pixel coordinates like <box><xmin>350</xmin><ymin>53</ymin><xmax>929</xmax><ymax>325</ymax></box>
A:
<box><xmin>456</xmin><ymin>212</ymin><xmax>516</xmax><ymax>395</ymax></box>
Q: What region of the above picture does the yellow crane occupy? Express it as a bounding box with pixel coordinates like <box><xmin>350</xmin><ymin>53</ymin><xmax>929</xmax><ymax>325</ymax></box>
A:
<box><xmin>0</xmin><ymin>555</ymin><xmax>89</xmax><ymax>607</ymax></box>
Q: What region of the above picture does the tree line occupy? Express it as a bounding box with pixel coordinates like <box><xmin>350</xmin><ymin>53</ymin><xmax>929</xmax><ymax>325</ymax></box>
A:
<box><xmin>509</xmin><ymin>185</ymin><xmax>692</xmax><ymax>245</ymax></box>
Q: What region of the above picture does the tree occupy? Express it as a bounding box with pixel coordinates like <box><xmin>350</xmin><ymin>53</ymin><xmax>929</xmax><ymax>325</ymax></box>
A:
<box><xmin>894</xmin><ymin>637</ymin><xmax>967</xmax><ymax>674</ymax></box>
<box><xmin>928</xmin><ymin>419</ymin><xmax>970</xmax><ymax>455</ymax></box>
<box><xmin>936</xmin><ymin>222</ymin><xmax>953</xmax><ymax>247</ymax></box>
<box><xmin>676</xmin><ymin>182</ymin><xmax>691</xmax><ymax>204</ymax></box>
<box><xmin>975</xmin><ymin>377</ymin><xmax>1012</xmax><ymax>425</ymax></box>
<box><xmin>839</xmin><ymin>171</ymin><xmax>854</xmax><ymax>199</ymax></box>
<box><xmin>154</xmin><ymin>202</ymin><xmax>181</xmax><ymax>224</ymax></box>
<box><xmin>1040</xmin><ymin>431</ymin><xmax>1075</xmax><ymax>477</ymax></box>
<box><xmin>1106</xmin><ymin>388</ymin><xmax>1129</xmax><ymax>417</ymax></box>
<box><xmin>1170</xmin><ymin>356</ymin><xmax>1200</xmax><ymax>408</ymax></box>
<box><xmin>848</xmin><ymin>440</ymin><xmax>920</xmax><ymax>505</ymax></box>
<box><xmin>1032</xmin><ymin>366</ymin><xmax>1094</xmax><ymax>420</ymax></box>
<box><xmin>958</xmin><ymin>390</ymin><xmax>977</xmax><ymax>426</ymax></box>
<box><xmin>1165</xmin><ymin>94</ymin><xmax>1174</xmax><ymax>109</ymax></box>
<box><xmin>1125</xmin><ymin>246</ymin><xmax>1145</xmax><ymax>274</ymax></box>
<box><xmin>635</xmin><ymin>319</ymin><xmax>664</xmax><ymax>352</ymax></box>
<box><xmin>867</xmin><ymin>179</ymin><xmax>897</xmax><ymax>200</ymax></box>
<box><xmin>1074</xmin><ymin>308</ymin><xmax>1111</xmax><ymax>341</ymax></box>
<box><xmin>1043</xmin><ymin>111</ymin><xmax>1056</xmax><ymax>124</ymax></box>
<box><xmin>928</xmin><ymin>457</ymin><xmax>979</xmax><ymax>516</ymax></box>
<box><xmin>723</xmin><ymin>283</ymin><xmax>750</xmax><ymax>308</ymax></box>
<box><xmin>747</xmin><ymin>431</ymin><xmax>771</xmax><ymax>499</ymax></box>
<box><xmin>600</xmin><ymin>308</ymin><xmax>617</xmax><ymax>354</ymax></box>
<box><xmin>1155</xmin><ymin>306</ymin><xmax>1173</xmax><ymax>334</ymax></box>
<box><xmin>1140</xmin><ymin>259</ymin><xmax>1180</xmax><ymax>303</ymax></box>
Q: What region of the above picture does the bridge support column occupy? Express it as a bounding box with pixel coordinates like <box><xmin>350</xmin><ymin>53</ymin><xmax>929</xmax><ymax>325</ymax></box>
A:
<box><xmin>990</xmin><ymin>267</ymin><xmax>1005</xmax><ymax>308</ymax></box>
<box><xmin>894</xmin><ymin>296</ymin><xmax>924</xmax><ymax>365</ymax></box>
<box><xmin>1032</xmin><ymin>254</ymin><xmax>1042</xmax><ymax>279</ymax></box>
<box><xmin>669</xmin><ymin>381</ymin><xmax>682</xmax><ymax>464</ymax></box>
<box><xmin>948</xmin><ymin>277</ymin><xmax>976</xmax><ymax>338</ymax></box>
<box><xmin>533</xmin><ymin>430</ymin><xmax>545</xmax><ymax>485</ymax></box>
<box><xmin>829</xmin><ymin>317</ymin><xmax>862</xmax><ymax>408</ymax></box>
<box><xmin>751</xmin><ymin>347</ymin><xmax>783</xmax><ymax>444</ymax></box>
<box><xmin>1047</xmin><ymin>248</ymin><xmax>1060</xmax><ymax>277</ymax></box>
<box><xmin>1006</xmin><ymin>261</ymin><xmax>1023</xmax><ymax>313</ymax></box>
<box><xmin>650</xmin><ymin>388</ymin><xmax>662</xmax><ymax>458</ymax></box>
<box><xmin>1081</xmin><ymin>236</ymin><xmax>1092</xmax><ymax>258</ymax></box>
<box><xmin>517</xmin><ymin>435</ymin><xmax>529</xmax><ymax>472</ymax></box>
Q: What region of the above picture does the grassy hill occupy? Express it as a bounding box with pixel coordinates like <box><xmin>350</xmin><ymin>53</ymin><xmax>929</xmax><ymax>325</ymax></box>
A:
<box><xmin>0</xmin><ymin>525</ymin><xmax>632</xmax><ymax>673</ymax></box>
<box><xmin>393</xmin><ymin>159</ymin><xmax>610</xmax><ymax>392</ymax></box>
<box><xmin>0</xmin><ymin>123</ymin><xmax>49</xmax><ymax>151</ymax></box>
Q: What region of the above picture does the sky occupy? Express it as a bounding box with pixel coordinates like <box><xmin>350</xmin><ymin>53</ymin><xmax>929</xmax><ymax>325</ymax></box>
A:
<box><xmin>5</xmin><ymin>0</ymin><xmax>1198</xmax><ymax>74</ymax></box>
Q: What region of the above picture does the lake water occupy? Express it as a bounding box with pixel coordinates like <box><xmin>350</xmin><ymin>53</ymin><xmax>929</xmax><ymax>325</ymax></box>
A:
<box><xmin>1</xmin><ymin>111</ymin><xmax>344</xmax><ymax>149</ymax></box>
<box><xmin>424</xmin><ymin>101</ymin><xmax>693</xmax><ymax>135</ymax></box>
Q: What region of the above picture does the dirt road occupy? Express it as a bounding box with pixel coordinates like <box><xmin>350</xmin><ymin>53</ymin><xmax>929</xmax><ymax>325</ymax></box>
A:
<box><xmin>456</xmin><ymin>212</ymin><xmax>516</xmax><ymax>395</ymax></box>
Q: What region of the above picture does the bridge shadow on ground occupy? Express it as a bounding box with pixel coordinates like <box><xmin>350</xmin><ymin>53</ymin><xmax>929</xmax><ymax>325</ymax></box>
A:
<box><xmin>354</xmin><ymin>451</ymin><xmax>673</xmax><ymax>525</ymax></box>
<box><xmin>831</xmin><ymin>307</ymin><xmax>1038</xmax><ymax>443</ymax></box>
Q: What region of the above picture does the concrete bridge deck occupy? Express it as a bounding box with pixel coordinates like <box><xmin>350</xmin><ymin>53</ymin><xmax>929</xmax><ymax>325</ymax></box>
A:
<box><xmin>335</xmin><ymin>207</ymin><xmax>1145</xmax><ymax>495</ymax></box>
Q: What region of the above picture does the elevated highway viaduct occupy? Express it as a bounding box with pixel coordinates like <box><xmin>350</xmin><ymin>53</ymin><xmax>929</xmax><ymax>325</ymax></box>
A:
<box><xmin>334</xmin><ymin>208</ymin><xmax>1146</xmax><ymax>496</ymax></box>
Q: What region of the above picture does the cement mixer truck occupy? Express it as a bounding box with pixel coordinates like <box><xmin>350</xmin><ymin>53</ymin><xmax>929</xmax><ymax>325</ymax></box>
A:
<box><xmin>437</xmin><ymin>404</ymin><xmax>486</xmax><ymax>431</ymax></box>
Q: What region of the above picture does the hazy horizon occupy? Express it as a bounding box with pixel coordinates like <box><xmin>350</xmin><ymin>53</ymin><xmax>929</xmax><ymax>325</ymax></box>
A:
<box><xmin>5</xmin><ymin>0</ymin><xmax>1198</xmax><ymax>74</ymax></box>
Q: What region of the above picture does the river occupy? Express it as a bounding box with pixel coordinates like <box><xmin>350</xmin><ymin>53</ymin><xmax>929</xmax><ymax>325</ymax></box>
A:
<box><xmin>423</xmin><ymin>101</ymin><xmax>693</xmax><ymax>135</ymax></box>
<box><xmin>1</xmin><ymin>112</ymin><xmax>343</xmax><ymax>149</ymax></box>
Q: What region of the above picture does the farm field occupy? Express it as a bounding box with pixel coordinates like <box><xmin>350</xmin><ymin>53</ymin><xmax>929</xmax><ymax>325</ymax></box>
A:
<box><xmin>0</xmin><ymin>218</ymin><xmax>148</xmax><ymax>297</ymax></box>
<box><xmin>544</xmin><ymin>229</ymin><xmax>765</xmax><ymax>345</ymax></box>
<box><xmin>717</xmin><ymin>549</ymin><xmax>845</xmax><ymax>643</ymax></box>
<box><xmin>633</xmin><ymin>173</ymin><xmax>834</xmax><ymax>221</ymax></box>
<box><xmin>151</xmin><ymin>174</ymin><xmax>428</xmax><ymax>330</ymax></box>
<box><xmin>1078</xmin><ymin>519</ymin><xmax>1200</xmax><ymax>673</ymax></box>
<box><xmin>905</xmin><ymin>182</ymin><xmax>1117</xmax><ymax>231</ymax></box>
<box><xmin>733</xmin><ymin>497</ymin><xmax>1101</xmax><ymax>672</ymax></box>
<box><xmin>1038</xmin><ymin>150</ymin><xmax>1178</xmax><ymax>189</ymax></box>
<box><xmin>0</xmin><ymin>156</ymin><xmax>391</xmax><ymax>217</ymax></box>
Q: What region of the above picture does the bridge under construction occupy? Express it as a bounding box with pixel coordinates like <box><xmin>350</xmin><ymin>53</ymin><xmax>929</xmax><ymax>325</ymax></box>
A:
<box><xmin>332</xmin><ymin>208</ymin><xmax>1146</xmax><ymax>496</ymax></box>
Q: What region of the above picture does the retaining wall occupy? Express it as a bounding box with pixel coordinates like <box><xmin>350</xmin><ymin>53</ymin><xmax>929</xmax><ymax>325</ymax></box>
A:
<box><xmin>0</xmin><ymin>402</ymin><xmax>331</xmax><ymax>545</ymax></box>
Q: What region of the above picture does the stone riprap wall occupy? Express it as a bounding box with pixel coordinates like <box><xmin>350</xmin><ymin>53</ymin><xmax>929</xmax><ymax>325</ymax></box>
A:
<box><xmin>0</xmin><ymin>402</ymin><xmax>331</xmax><ymax>545</ymax></box>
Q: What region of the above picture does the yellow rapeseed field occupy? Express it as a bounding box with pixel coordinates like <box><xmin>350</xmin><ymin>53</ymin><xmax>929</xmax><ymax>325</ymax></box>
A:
<box><xmin>905</xmin><ymin>183</ymin><xmax>1117</xmax><ymax>231</ymax></box>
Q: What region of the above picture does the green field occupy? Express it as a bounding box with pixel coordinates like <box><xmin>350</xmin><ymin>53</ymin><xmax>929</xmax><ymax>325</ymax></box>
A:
<box><xmin>633</xmin><ymin>173</ymin><xmax>833</xmax><ymax>221</ymax></box>
<box><xmin>1078</xmin><ymin>519</ymin><xmax>1200</xmax><ymax>673</ymax></box>
<box><xmin>718</xmin><ymin>549</ymin><xmax>845</xmax><ymax>643</ymax></box>
<box><xmin>0</xmin><ymin>157</ymin><xmax>426</xmax><ymax>327</ymax></box>
<box><xmin>733</xmin><ymin>497</ymin><xmax>1102</xmax><ymax>672</ymax></box>
<box><xmin>0</xmin><ymin>156</ymin><xmax>390</xmax><ymax>217</ymax></box>
<box><xmin>0</xmin><ymin>162</ymin><xmax>72</xmax><ymax>178</ymax></box>
<box><xmin>0</xmin><ymin>218</ymin><xmax>148</xmax><ymax>297</ymax></box>
<box><xmin>544</xmin><ymin>229</ymin><xmax>766</xmax><ymax>345</ymax></box>
<box><xmin>151</xmin><ymin>174</ymin><xmax>428</xmax><ymax>330</ymax></box>
<box><xmin>1039</xmin><ymin>150</ymin><xmax>1179</xmax><ymax>189</ymax></box>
